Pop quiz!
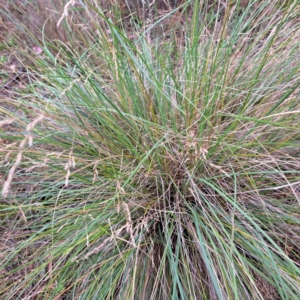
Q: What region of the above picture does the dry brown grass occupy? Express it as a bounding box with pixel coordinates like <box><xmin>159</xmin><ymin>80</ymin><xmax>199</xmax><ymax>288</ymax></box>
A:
<box><xmin>0</xmin><ymin>1</ymin><xmax>185</xmax><ymax>45</ymax></box>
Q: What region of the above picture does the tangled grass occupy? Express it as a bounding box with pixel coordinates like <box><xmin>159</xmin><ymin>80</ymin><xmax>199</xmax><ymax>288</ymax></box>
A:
<box><xmin>1</xmin><ymin>0</ymin><xmax>300</xmax><ymax>299</ymax></box>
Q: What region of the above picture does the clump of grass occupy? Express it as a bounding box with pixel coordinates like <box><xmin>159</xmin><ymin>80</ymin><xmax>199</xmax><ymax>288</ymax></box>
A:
<box><xmin>1</xmin><ymin>0</ymin><xmax>300</xmax><ymax>299</ymax></box>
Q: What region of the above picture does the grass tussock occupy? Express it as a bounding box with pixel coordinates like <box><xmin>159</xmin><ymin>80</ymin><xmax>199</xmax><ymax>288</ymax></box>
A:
<box><xmin>1</xmin><ymin>0</ymin><xmax>300</xmax><ymax>299</ymax></box>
